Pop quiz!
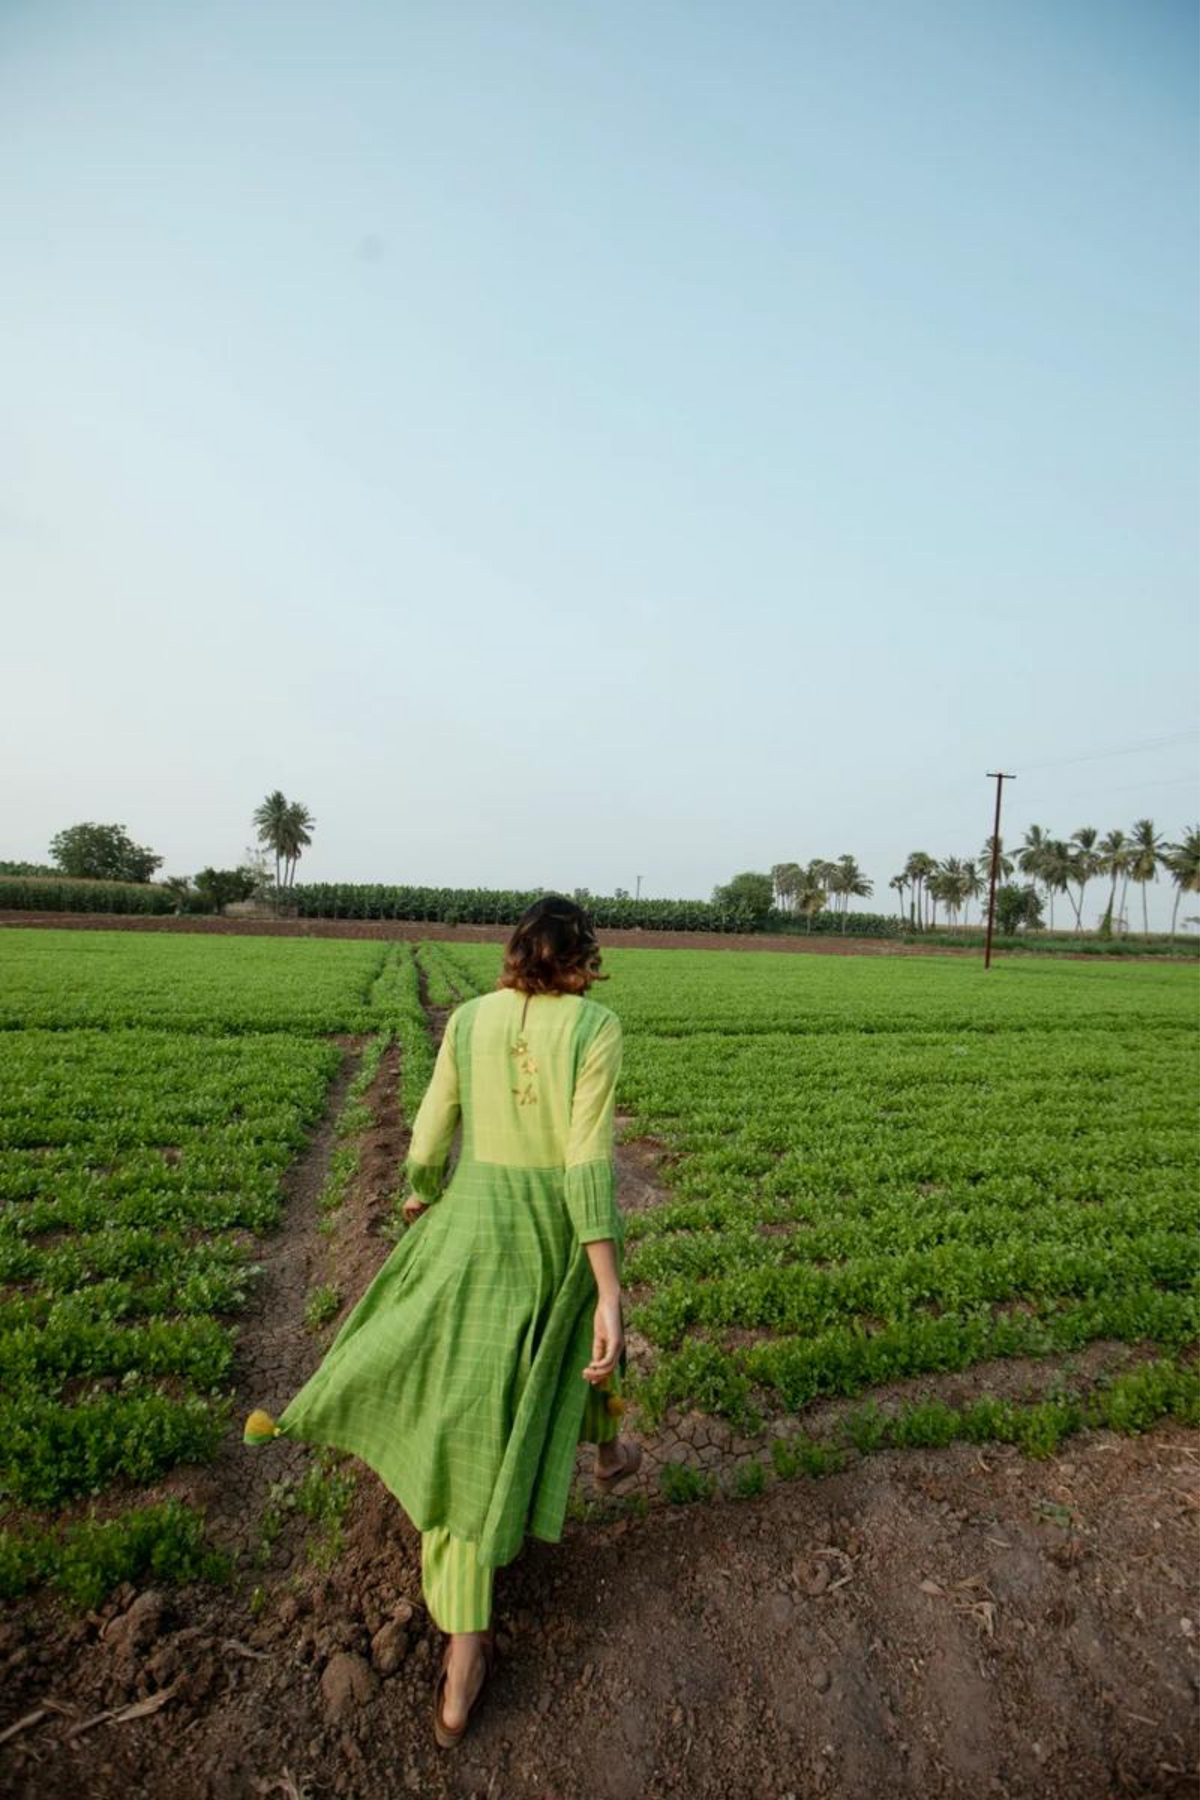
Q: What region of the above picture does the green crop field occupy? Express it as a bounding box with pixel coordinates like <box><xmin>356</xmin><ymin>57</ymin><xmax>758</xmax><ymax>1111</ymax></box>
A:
<box><xmin>0</xmin><ymin>928</ymin><xmax>389</xmax><ymax>1033</ymax></box>
<box><xmin>1</xmin><ymin>927</ymin><xmax>1196</xmax><ymax>1608</ymax></box>
<box><xmin>0</xmin><ymin>929</ymin><xmax>434</xmax><ymax>1605</ymax></box>
<box><xmin>428</xmin><ymin>940</ymin><xmax>1200</xmax><ymax>1440</ymax></box>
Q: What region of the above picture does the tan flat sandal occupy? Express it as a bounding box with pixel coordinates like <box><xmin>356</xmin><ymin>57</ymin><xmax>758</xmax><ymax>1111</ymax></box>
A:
<box><xmin>433</xmin><ymin>1630</ymin><xmax>496</xmax><ymax>1749</ymax></box>
<box><xmin>594</xmin><ymin>1438</ymin><xmax>643</xmax><ymax>1492</ymax></box>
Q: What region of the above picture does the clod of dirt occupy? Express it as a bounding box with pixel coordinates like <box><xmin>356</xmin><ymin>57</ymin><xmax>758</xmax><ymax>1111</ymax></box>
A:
<box><xmin>319</xmin><ymin>1651</ymin><xmax>378</xmax><ymax>1721</ymax></box>
<box><xmin>143</xmin><ymin>1642</ymin><xmax>181</xmax><ymax>1688</ymax></box>
<box><xmin>370</xmin><ymin>1620</ymin><xmax>410</xmax><ymax>1675</ymax></box>
<box><xmin>796</xmin><ymin>1557</ymin><xmax>831</xmax><ymax>1595</ymax></box>
<box><xmin>100</xmin><ymin>1590</ymin><xmax>167</xmax><ymax>1659</ymax></box>
<box><xmin>275</xmin><ymin>1593</ymin><xmax>302</xmax><ymax>1627</ymax></box>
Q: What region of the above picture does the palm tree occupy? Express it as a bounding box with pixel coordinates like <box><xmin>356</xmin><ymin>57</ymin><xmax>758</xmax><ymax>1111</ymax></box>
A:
<box><xmin>904</xmin><ymin>851</ymin><xmax>937</xmax><ymax>930</ymax></box>
<box><xmin>889</xmin><ymin>872</ymin><xmax>909</xmax><ymax>925</ymax></box>
<box><xmin>1069</xmin><ymin>827</ymin><xmax>1100</xmax><ymax>929</ymax></box>
<box><xmin>935</xmin><ymin>857</ymin><xmax>973</xmax><ymax>930</ymax></box>
<box><xmin>1038</xmin><ymin>839</ymin><xmax>1077</xmax><ymax>932</ymax></box>
<box><xmin>253</xmin><ymin>790</ymin><xmax>290</xmax><ymax>900</ymax></box>
<box><xmin>280</xmin><ymin>800</ymin><xmax>316</xmax><ymax>889</ymax></box>
<box><xmin>1018</xmin><ymin>825</ymin><xmax>1052</xmax><ymax>920</ymax></box>
<box><xmin>1096</xmin><ymin>828</ymin><xmax>1131</xmax><ymax>937</ymax></box>
<box><xmin>796</xmin><ymin>861</ymin><xmax>828</xmax><ymax>932</ymax></box>
<box><xmin>827</xmin><ymin>854</ymin><xmax>873</xmax><ymax>933</ymax></box>
<box><xmin>980</xmin><ymin>836</ymin><xmax>1014</xmax><ymax>883</ymax></box>
<box><xmin>811</xmin><ymin>858</ymin><xmax>840</xmax><ymax>908</ymax></box>
<box><xmin>962</xmin><ymin>858</ymin><xmax>984</xmax><ymax>927</ymax></box>
<box><xmin>1128</xmin><ymin>818</ymin><xmax>1165</xmax><ymax>942</ymax></box>
<box><xmin>1163</xmin><ymin>827</ymin><xmax>1200</xmax><ymax>940</ymax></box>
<box><xmin>771</xmin><ymin>862</ymin><xmax>803</xmax><ymax>914</ymax></box>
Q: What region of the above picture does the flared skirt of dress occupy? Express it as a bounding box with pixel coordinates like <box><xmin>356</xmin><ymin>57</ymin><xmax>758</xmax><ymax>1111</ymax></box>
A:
<box><xmin>271</xmin><ymin>1159</ymin><xmax>621</xmax><ymax>1569</ymax></box>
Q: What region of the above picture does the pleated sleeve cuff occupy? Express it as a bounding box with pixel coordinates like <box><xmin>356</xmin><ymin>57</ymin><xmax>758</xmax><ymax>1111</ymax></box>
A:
<box><xmin>564</xmin><ymin>1158</ymin><xmax>623</xmax><ymax>1245</ymax></box>
<box><xmin>406</xmin><ymin>1155</ymin><xmax>449</xmax><ymax>1203</ymax></box>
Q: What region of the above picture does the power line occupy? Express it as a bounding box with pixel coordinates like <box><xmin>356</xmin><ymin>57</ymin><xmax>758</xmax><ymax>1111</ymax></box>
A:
<box><xmin>1012</xmin><ymin>771</ymin><xmax>1199</xmax><ymax>815</ymax></box>
<box><xmin>900</xmin><ymin>770</ymin><xmax>1198</xmax><ymax>849</ymax></box>
<box><xmin>1018</xmin><ymin>730</ymin><xmax>1200</xmax><ymax>775</ymax></box>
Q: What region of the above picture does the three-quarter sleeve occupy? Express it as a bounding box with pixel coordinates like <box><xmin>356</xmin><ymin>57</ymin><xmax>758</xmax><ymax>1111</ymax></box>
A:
<box><xmin>563</xmin><ymin>1012</ymin><xmax>623</xmax><ymax>1245</ymax></box>
<box><xmin>404</xmin><ymin>1011</ymin><xmax>461</xmax><ymax>1202</ymax></box>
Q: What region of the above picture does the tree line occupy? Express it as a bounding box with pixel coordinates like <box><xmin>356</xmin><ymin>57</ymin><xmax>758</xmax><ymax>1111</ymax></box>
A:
<box><xmin>887</xmin><ymin>821</ymin><xmax>1199</xmax><ymax>940</ymax></box>
<box><xmin>5</xmin><ymin>792</ymin><xmax>318</xmax><ymax>916</ymax></box>
<box><xmin>5</xmin><ymin>804</ymin><xmax>1197</xmax><ymax>939</ymax></box>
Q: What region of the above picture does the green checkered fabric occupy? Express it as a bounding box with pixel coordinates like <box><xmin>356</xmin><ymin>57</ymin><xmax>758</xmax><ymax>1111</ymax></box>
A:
<box><xmin>272</xmin><ymin>989</ymin><xmax>626</xmax><ymax>1568</ymax></box>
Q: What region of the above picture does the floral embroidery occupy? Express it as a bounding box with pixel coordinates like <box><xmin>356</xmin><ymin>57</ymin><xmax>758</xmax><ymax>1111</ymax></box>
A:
<box><xmin>510</xmin><ymin>1033</ymin><xmax>539</xmax><ymax>1106</ymax></box>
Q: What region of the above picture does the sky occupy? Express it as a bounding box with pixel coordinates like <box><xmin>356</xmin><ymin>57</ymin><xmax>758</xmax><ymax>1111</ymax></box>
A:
<box><xmin>3</xmin><ymin>0</ymin><xmax>1197</xmax><ymax>929</ymax></box>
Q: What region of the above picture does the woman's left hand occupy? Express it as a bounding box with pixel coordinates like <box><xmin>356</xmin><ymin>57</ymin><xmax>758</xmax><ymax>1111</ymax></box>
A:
<box><xmin>401</xmin><ymin>1194</ymin><xmax>429</xmax><ymax>1225</ymax></box>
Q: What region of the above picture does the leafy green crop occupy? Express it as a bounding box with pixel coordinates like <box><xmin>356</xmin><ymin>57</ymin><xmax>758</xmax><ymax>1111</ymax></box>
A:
<box><xmin>0</xmin><ymin>1497</ymin><xmax>232</xmax><ymax>1608</ymax></box>
<box><xmin>0</xmin><ymin>928</ymin><xmax>385</xmax><ymax>1032</ymax></box>
<box><xmin>589</xmin><ymin>948</ymin><xmax>1199</xmax><ymax>1425</ymax></box>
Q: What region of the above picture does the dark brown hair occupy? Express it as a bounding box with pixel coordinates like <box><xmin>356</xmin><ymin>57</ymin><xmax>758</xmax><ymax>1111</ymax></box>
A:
<box><xmin>498</xmin><ymin>895</ymin><xmax>607</xmax><ymax>996</ymax></box>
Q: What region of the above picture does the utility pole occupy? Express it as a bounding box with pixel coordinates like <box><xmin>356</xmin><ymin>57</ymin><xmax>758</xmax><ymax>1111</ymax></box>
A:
<box><xmin>983</xmin><ymin>772</ymin><xmax>1016</xmax><ymax>969</ymax></box>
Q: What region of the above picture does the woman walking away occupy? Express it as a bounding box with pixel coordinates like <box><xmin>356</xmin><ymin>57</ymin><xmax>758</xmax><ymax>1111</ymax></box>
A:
<box><xmin>243</xmin><ymin>895</ymin><xmax>641</xmax><ymax>1746</ymax></box>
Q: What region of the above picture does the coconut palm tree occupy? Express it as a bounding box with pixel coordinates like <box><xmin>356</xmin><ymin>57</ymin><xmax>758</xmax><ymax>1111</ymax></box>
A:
<box><xmin>935</xmin><ymin>857</ymin><xmax>974</xmax><ymax>930</ymax></box>
<box><xmin>253</xmin><ymin>790</ymin><xmax>290</xmax><ymax>900</ymax></box>
<box><xmin>771</xmin><ymin>862</ymin><xmax>803</xmax><ymax>914</ymax></box>
<box><xmin>925</xmin><ymin>867</ymin><xmax>946</xmax><ymax>929</ymax></box>
<box><xmin>796</xmin><ymin>861</ymin><xmax>829</xmax><ymax>932</ymax></box>
<box><xmin>1163</xmin><ymin>826</ymin><xmax>1198</xmax><ymax>941</ymax></box>
<box><xmin>962</xmin><ymin>858</ymin><xmax>984</xmax><ymax>927</ymax></box>
<box><xmin>980</xmin><ymin>836</ymin><xmax>1014</xmax><ymax>883</ymax></box>
<box><xmin>1128</xmin><ymin>818</ymin><xmax>1165</xmax><ymax>941</ymax></box>
<box><xmin>904</xmin><ymin>851</ymin><xmax>937</xmax><ymax>930</ymax></box>
<box><xmin>827</xmin><ymin>855</ymin><xmax>873</xmax><ymax>933</ymax></box>
<box><xmin>889</xmin><ymin>872</ymin><xmax>909</xmax><ymax>925</ymax></box>
<box><xmin>1018</xmin><ymin>825</ymin><xmax>1052</xmax><ymax>918</ymax></box>
<box><xmin>280</xmin><ymin>800</ymin><xmax>316</xmax><ymax>890</ymax></box>
<box><xmin>1038</xmin><ymin>839</ymin><xmax>1078</xmax><ymax>932</ymax></box>
<box><xmin>1096</xmin><ymin>828</ymin><xmax>1131</xmax><ymax>937</ymax></box>
<box><xmin>1069</xmin><ymin>827</ymin><xmax>1100</xmax><ymax>929</ymax></box>
<box><xmin>810</xmin><ymin>858</ymin><xmax>840</xmax><ymax>909</ymax></box>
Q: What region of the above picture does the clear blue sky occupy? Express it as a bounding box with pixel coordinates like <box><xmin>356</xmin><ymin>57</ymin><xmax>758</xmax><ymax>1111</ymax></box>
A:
<box><xmin>3</xmin><ymin>1</ymin><xmax>1197</xmax><ymax>927</ymax></box>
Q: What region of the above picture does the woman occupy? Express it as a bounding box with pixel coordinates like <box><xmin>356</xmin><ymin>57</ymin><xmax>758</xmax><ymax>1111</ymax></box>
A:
<box><xmin>243</xmin><ymin>895</ymin><xmax>641</xmax><ymax>1747</ymax></box>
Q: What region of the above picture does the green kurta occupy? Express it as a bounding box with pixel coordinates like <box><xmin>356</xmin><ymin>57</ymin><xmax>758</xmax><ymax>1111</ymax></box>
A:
<box><xmin>268</xmin><ymin>987</ymin><xmax>626</xmax><ymax>1569</ymax></box>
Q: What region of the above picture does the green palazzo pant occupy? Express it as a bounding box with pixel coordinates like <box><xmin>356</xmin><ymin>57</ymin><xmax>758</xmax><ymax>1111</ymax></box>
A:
<box><xmin>422</xmin><ymin>1377</ymin><xmax>620</xmax><ymax>1632</ymax></box>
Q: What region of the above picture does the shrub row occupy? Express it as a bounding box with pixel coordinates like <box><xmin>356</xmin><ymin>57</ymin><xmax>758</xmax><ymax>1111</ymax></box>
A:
<box><xmin>285</xmin><ymin>883</ymin><xmax>905</xmax><ymax>935</ymax></box>
<box><xmin>0</xmin><ymin>877</ymin><xmax>174</xmax><ymax>914</ymax></box>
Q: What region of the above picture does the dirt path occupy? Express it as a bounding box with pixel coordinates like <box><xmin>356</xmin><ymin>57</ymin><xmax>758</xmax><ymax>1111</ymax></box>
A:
<box><xmin>2</xmin><ymin>1014</ymin><xmax>1197</xmax><ymax>1800</ymax></box>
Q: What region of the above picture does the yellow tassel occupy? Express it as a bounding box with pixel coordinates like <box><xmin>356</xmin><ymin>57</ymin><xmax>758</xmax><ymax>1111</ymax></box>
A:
<box><xmin>605</xmin><ymin>1395</ymin><xmax>626</xmax><ymax>1418</ymax></box>
<box><xmin>243</xmin><ymin>1408</ymin><xmax>281</xmax><ymax>1445</ymax></box>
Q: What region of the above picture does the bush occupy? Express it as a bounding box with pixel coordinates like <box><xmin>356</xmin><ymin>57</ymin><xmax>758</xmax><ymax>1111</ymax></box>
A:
<box><xmin>994</xmin><ymin>883</ymin><xmax>1044</xmax><ymax>935</ymax></box>
<box><xmin>729</xmin><ymin>1459</ymin><xmax>767</xmax><ymax>1499</ymax></box>
<box><xmin>193</xmin><ymin>868</ymin><xmax>258</xmax><ymax>915</ymax></box>
<box><xmin>711</xmin><ymin>872</ymin><xmax>776</xmax><ymax>930</ymax></box>
<box><xmin>659</xmin><ymin>1460</ymin><xmax>717</xmax><ymax>1504</ymax></box>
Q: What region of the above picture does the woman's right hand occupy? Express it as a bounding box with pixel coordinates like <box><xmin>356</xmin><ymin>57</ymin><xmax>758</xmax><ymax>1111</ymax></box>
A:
<box><xmin>583</xmin><ymin>1294</ymin><xmax>624</xmax><ymax>1384</ymax></box>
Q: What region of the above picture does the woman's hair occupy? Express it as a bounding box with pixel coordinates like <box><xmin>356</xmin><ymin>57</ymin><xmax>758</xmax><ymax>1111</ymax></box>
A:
<box><xmin>498</xmin><ymin>895</ymin><xmax>607</xmax><ymax>996</ymax></box>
